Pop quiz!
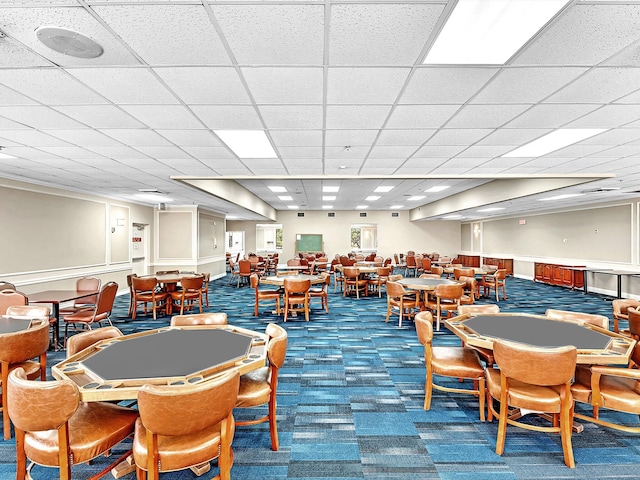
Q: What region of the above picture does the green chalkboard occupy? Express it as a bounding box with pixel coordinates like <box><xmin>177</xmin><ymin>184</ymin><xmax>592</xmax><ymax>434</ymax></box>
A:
<box><xmin>296</xmin><ymin>234</ymin><xmax>323</xmax><ymax>253</ymax></box>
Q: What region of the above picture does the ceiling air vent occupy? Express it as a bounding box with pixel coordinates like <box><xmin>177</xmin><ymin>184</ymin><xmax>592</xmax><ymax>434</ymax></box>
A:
<box><xmin>297</xmin><ymin>212</ymin><xmax>305</xmax><ymax>217</ymax></box>
<box><xmin>391</xmin><ymin>212</ymin><xmax>399</xmax><ymax>217</ymax></box>
<box><xmin>328</xmin><ymin>212</ymin><xmax>335</xmax><ymax>217</ymax></box>
<box><xmin>359</xmin><ymin>212</ymin><xmax>367</xmax><ymax>217</ymax></box>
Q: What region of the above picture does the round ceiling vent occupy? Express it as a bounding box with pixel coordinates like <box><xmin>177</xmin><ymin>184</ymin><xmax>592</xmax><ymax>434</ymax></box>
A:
<box><xmin>35</xmin><ymin>26</ymin><xmax>103</xmax><ymax>59</ymax></box>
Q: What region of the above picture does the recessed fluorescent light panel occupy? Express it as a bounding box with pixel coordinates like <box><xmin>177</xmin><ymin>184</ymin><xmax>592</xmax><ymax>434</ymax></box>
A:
<box><xmin>375</xmin><ymin>186</ymin><xmax>394</xmax><ymax>193</ymax></box>
<box><xmin>323</xmin><ymin>196</ymin><xmax>336</xmax><ymax>201</ymax></box>
<box><xmin>390</xmin><ymin>205</ymin><xmax>403</xmax><ymax>209</ymax></box>
<box><xmin>425</xmin><ymin>186</ymin><xmax>450</xmax><ymax>193</ymax></box>
<box><xmin>424</xmin><ymin>0</ymin><xmax>569</xmax><ymax>65</ymax></box>
<box><xmin>443</xmin><ymin>214</ymin><xmax>464</xmax><ymax>219</ymax></box>
<box><xmin>538</xmin><ymin>193</ymin><xmax>583</xmax><ymax>202</ymax></box>
<box><xmin>323</xmin><ymin>186</ymin><xmax>340</xmax><ymax>193</ymax></box>
<box><xmin>408</xmin><ymin>196</ymin><xmax>425</xmax><ymax>201</ymax></box>
<box><xmin>0</xmin><ymin>152</ymin><xmax>16</xmax><ymax>159</ymax></box>
<box><xmin>214</xmin><ymin>130</ymin><xmax>277</xmax><ymax>159</ymax></box>
<box><xmin>356</xmin><ymin>205</ymin><xmax>368</xmax><ymax>210</ymax></box>
<box><xmin>287</xmin><ymin>205</ymin><xmax>299</xmax><ymax>209</ymax></box>
<box><xmin>365</xmin><ymin>196</ymin><xmax>381</xmax><ymax>201</ymax></box>
<box><xmin>278</xmin><ymin>196</ymin><xmax>293</xmax><ymax>201</ymax></box>
<box><xmin>477</xmin><ymin>207</ymin><xmax>505</xmax><ymax>212</ymax></box>
<box><xmin>135</xmin><ymin>193</ymin><xmax>174</xmax><ymax>203</ymax></box>
<box><xmin>322</xmin><ymin>205</ymin><xmax>333</xmax><ymax>209</ymax></box>
<box><xmin>503</xmin><ymin>129</ymin><xmax>607</xmax><ymax>157</ymax></box>
<box><xmin>268</xmin><ymin>186</ymin><xmax>287</xmax><ymax>193</ymax></box>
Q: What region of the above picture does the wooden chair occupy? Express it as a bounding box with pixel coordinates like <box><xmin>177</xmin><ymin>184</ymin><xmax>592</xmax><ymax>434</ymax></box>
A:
<box><xmin>171</xmin><ymin>312</ymin><xmax>228</xmax><ymax>326</ymax></box>
<box><xmin>423</xmin><ymin>283</ymin><xmax>463</xmax><ymax>331</ymax></box>
<box><xmin>621</xmin><ymin>306</ymin><xmax>640</xmax><ymax>341</ymax></box>
<box><xmin>480</xmin><ymin>269</ymin><xmax>507</xmax><ymax>301</ymax></box>
<box><xmin>453</xmin><ymin>268</ymin><xmax>475</xmax><ymax>280</ymax></box>
<box><xmin>544</xmin><ymin>308</ymin><xmax>609</xmax><ymax>329</ymax></box>
<box><xmin>405</xmin><ymin>255</ymin><xmax>417</xmax><ymax>277</ymax></box>
<box><xmin>430</xmin><ymin>266</ymin><xmax>444</xmax><ymax>276</ymax></box>
<box><xmin>486</xmin><ymin>340</ymin><xmax>577</xmax><ymax>468</ymax></box>
<box><xmin>368</xmin><ymin>266</ymin><xmax>390</xmax><ymax>298</ymax></box>
<box><xmin>0</xmin><ymin>319</ymin><xmax>50</xmax><ymax>440</ymax></box>
<box><xmin>283</xmin><ymin>278</ymin><xmax>311</xmax><ymax>322</ymax></box>
<box><xmin>343</xmin><ymin>267</ymin><xmax>368</xmax><ymax>298</ymax></box>
<box><xmin>133</xmin><ymin>370</ymin><xmax>240</xmax><ymax>480</ymax></box>
<box><xmin>612</xmin><ymin>299</ymin><xmax>640</xmax><ymax>333</ymax></box>
<box><xmin>199</xmin><ymin>272</ymin><xmax>211</xmax><ymax>307</ymax></box>
<box><xmin>227</xmin><ymin>259</ymin><xmax>239</xmax><ymax>286</ymax></box>
<box><xmin>0</xmin><ymin>289</ymin><xmax>27</xmax><ymax>315</ymax></box>
<box><xmin>309</xmin><ymin>272</ymin><xmax>330</xmax><ymax>313</ymax></box>
<box><xmin>235</xmin><ymin>323</ymin><xmax>288</xmax><ymax>451</ymax></box>
<box><xmin>59</xmin><ymin>276</ymin><xmax>101</xmax><ymax>316</ymax></box>
<box><xmin>415</xmin><ymin>311</ymin><xmax>485</xmax><ymax>421</ymax></box>
<box><xmin>385</xmin><ymin>281</ymin><xmax>420</xmax><ymax>328</ymax></box>
<box><xmin>457</xmin><ymin>304</ymin><xmax>500</xmax><ymax>366</ymax></box>
<box><xmin>131</xmin><ymin>276</ymin><xmax>168</xmax><ymax>320</ymax></box>
<box><xmin>169</xmin><ymin>276</ymin><xmax>204</xmax><ymax>316</ymax></box>
<box><xmin>8</xmin><ymin>368</ymin><xmax>139</xmax><ymax>480</ymax></box>
<box><xmin>66</xmin><ymin>326</ymin><xmax>123</xmax><ymax>357</ymax></box>
<box><xmin>126</xmin><ymin>273</ymin><xmax>138</xmax><ymax>316</ymax></box>
<box><xmin>0</xmin><ymin>281</ymin><xmax>16</xmax><ymax>291</ymax></box>
<box><xmin>237</xmin><ymin>260</ymin><xmax>252</xmax><ymax>288</ymax></box>
<box><xmin>458</xmin><ymin>275</ymin><xmax>476</xmax><ymax>305</ymax></box>
<box><xmin>5</xmin><ymin>305</ymin><xmax>50</xmax><ymax>320</ymax></box>
<box><xmin>251</xmin><ymin>273</ymin><xmax>281</xmax><ymax>316</ymax></box>
<box><xmin>333</xmin><ymin>264</ymin><xmax>345</xmax><ymax>293</ymax></box>
<box><xmin>63</xmin><ymin>281</ymin><xmax>119</xmax><ymax>347</ymax></box>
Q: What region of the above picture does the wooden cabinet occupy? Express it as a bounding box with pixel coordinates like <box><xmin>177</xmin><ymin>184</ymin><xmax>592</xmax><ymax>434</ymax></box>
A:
<box><xmin>534</xmin><ymin>262</ymin><xmax>585</xmax><ymax>289</ymax></box>
<box><xmin>482</xmin><ymin>257</ymin><xmax>513</xmax><ymax>275</ymax></box>
<box><xmin>456</xmin><ymin>254</ymin><xmax>480</xmax><ymax>267</ymax></box>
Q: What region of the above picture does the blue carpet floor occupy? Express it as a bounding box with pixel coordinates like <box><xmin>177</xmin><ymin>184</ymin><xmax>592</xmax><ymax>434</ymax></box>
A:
<box><xmin>2</xmin><ymin>274</ymin><xmax>640</xmax><ymax>479</ymax></box>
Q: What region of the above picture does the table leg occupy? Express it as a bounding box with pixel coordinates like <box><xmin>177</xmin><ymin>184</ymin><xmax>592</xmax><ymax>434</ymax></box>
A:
<box><xmin>583</xmin><ymin>272</ymin><xmax>589</xmax><ymax>295</ymax></box>
<box><xmin>51</xmin><ymin>303</ymin><xmax>60</xmax><ymax>351</ymax></box>
<box><xmin>617</xmin><ymin>275</ymin><xmax>622</xmax><ymax>299</ymax></box>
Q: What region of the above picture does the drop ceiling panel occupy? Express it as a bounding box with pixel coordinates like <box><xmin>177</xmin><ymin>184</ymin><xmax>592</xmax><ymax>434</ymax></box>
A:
<box><xmin>545</xmin><ymin>68</ymin><xmax>640</xmax><ymax>104</ymax></box>
<box><xmin>212</xmin><ymin>5</ymin><xmax>324</xmax><ymax>65</ymax></box>
<box><xmin>424</xmin><ymin>129</ymin><xmax>493</xmax><ymax>146</ymax></box>
<box><xmin>93</xmin><ymin>5</ymin><xmax>231</xmax><ymax>65</ymax></box>
<box><xmin>386</xmin><ymin>105</ymin><xmax>461</xmax><ymax>129</ymax></box>
<box><xmin>0</xmin><ymin>130</ymin><xmax>73</xmax><ymax>147</ymax></box>
<box><xmin>37</xmin><ymin>146</ymin><xmax>109</xmax><ymax>159</ymax></box>
<box><xmin>135</xmin><ymin>146</ymin><xmax>193</xmax><ymax>160</ymax></box>
<box><xmin>181</xmin><ymin>146</ymin><xmax>235</xmax><ymax>159</ymax></box>
<box><xmin>54</xmin><ymin>106</ymin><xmax>144</xmax><ymax>129</ymax></box>
<box><xmin>565</xmin><ymin>105</ymin><xmax>640</xmax><ymax>128</ymax></box>
<box><xmin>86</xmin><ymin>146</ymin><xmax>151</xmax><ymax>160</ymax></box>
<box><xmin>401</xmin><ymin>67</ymin><xmax>498</xmax><ymax>104</ymax></box>
<box><xmin>191</xmin><ymin>105</ymin><xmax>263</xmax><ymax>129</ymax></box>
<box><xmin>324</xmin><ymin>146</ymin><xmax>370</xmax><ymax>160</ymax></box>
<box><xmin>326</xmin><ymin>106</ymin><xmax>392</xmax><ymax>130</ymax></box>
<box><xmin>327</xmin><ymin>68</ymin><xmax>410</xmax><ymax>104</ymax></box>
<box><xmin>0</xmin><ymin>107</ymin><xmax>85</xmax><ymax>130</ymax></box>
<box><xmin>328</xmin><ymin>4</ymin><xmax>444</xmax><ymax>65</ymax></box>
<box><xmin>242</xmin><ymin>67</ymin><xmax>323</xmax><ymax>104</ymax></box>
<box><xmin>0</xmin><ymin>36</ymin><xmax>51</xmax><ymax>68</ymax></box>
<box><xmin>324</xmin><ymin>130</ymin><xmax>378</xmax><ymax>147</ymax></box>
<box><xmin>0</xmin><ymin>6</ymin><xmax>139</xmax><ymax>66</ymax></box>
<box><xmin>376</xmin><ymin>129</ymin><xmax>435</xmax><ymax>146</ymax></box>
<box><xmin>505</xmin><ymin>104</ymin><xmax>601</xmax><ymax>128</ymax></box>
<box><xmin>476</xmin><ymin>128</ymin><xmax>552</xmax><ymax>146</ymax></box>
<box><xmin>259</xmin><ymin>106</ymin><xmax>323</xmax><ymax>130</ymax></box>
<box><xmin>154</xmin><ymin>67</ymin><xmax>250</xmax><ymax>104</ymax></box>
<box><xmin>447</xmin><ymin>104</ymin><xmax>531</xmax><ymax>129</ymax></box>
<box><xmin>156</xmin><ymin>130</ymin><xmax>223</xmax><ymax>147</ymax></box>
<box><xmin>122</xmin><ymin>105</ymin><xmax>203</xmax><ymax>129</ymax></box>
<box><xmin>413</xmin><ymin>145</ymin><xmax>467</xmax><ymax>157</ymax></box>
<box><xmin>455</xmin><ymin>146</ymin><xmax>513</xmax><ymax>158</ymax></box>
<box><xmin>100</xmin><ymin>129</ymin><xmax>171</xmax><ymax>146</ymax></box>
<box><xmin>368</xmin><ymin>145</ymin><xmax>418</xmax><ymax>159</ymax></box>
<box><xmin>270</xmin><ymin>130</ymin><xmax>323</xmax><ymax>147</ymax></box>
<box><xmin>42</xmin><ymin>129</ymin><xmax>122</xmax><ymax>146</ymax></box>
<box><xmin>278</xmin><ymin>146</ymin><xmax>323</xmax><ymax>159</ymax></box>
<box><xmin>0</xmin><ymin>117</ymin><xmax>31</xmax><ymax>130</ymax></box>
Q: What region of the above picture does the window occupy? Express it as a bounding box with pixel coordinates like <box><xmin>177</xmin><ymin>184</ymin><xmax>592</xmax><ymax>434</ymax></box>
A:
<box><xmin>256</xmin><ymin>224</ymin><xmax>283</xmax><ymax>252</ymax></box>
<box><xmin>351</xmin><ymin>224</ymin><xmax>377</xmax><ymax>251</ymax></box>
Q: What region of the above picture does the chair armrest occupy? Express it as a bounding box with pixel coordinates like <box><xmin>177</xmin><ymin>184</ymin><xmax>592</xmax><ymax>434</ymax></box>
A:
<box><xmin>587</xmin><ymin>365</ymin><xmax>640</xmax><ymax>407</ymax></box>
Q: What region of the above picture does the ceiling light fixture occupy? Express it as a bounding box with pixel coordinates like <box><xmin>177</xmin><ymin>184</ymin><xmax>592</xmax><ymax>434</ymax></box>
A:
<box><xmin>375</xmin><ymin>186</ymin><xmax>395</xmax><ymax>193</ymax></box>
<box><xmin>425</xmin><ymin>186</ymin><xmax>450</xmax><ymax>193</ymax></box>
<box><xmin>365</xmin><ymin>196</ymin><xmax>381</xmax><ymax>201</ymax></box>
<box><xmin>322</xmin><ymin>196</ymin><xmax>336</xmax><ymax>201</ymax></box>
<box><xmin>278</xmin><ymin>196</ymin><xmax>293</xmax><ymax>201</ymax></box>
<box><xmin>408</xmin><ymin>196</ymin><xmax>426</xmax><ymax>201</ymax></box>
<box><xmin>268</xmin><ymin>186</ymin><xmax>287</xmax><ymax>193</ymax></box>
<box><xmin>502</xmin><ymin>129</ymin><xmax>607</xmax><ymax>157</ymax></box>
<box><xmin>35</xmin><ymin>26</ymin><xmax>104</xmax><ymax>59</ymax></box>
<box><xmin>389</xmin><ymin>205</ymin><xmax>403</xmax><ymax>209</ymax></box>
<box><xmin>477</xmin><ymin>207</ymin><xmax>505</xmax><ymax>212</ymax></box>
<box><xmin>323</xmin><ymin>186</ymin><xmax>340</xmax><ymax>193</ymax></box>
<box><xmin>424</xmin><ymin>0</ymin><xmax>569</xmax><ymax>65</ymax></box>
<box><xmin>214</xmin><ymin>130</ymin><xmax>277</xmax><ymax>159</ymax></box>
<box><xmin>322</xmin><ymin>205</ymin><xmax>333</xmax><ymax>209</ymax></box>
<box><xmin>356</xmin><ymin>205</ymin><xmax>368</xmax><ymax>210</ymax></box>
<box><xmin>538</xmin><ymin>193</ymin><xmax>583</xmax><ymax>202</ymax></box>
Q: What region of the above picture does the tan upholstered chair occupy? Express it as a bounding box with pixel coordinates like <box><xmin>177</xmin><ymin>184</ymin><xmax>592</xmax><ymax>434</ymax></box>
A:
<box><xmin>423</xmin><ymin>283</ymin><xmax>463</xmax><ymax>331</ymax></box>
<box><xmin>343</xmin><ymin>267</ymin><xmax>368</xmax><ymax>298</ymax></box>
<box><xmin>368</xmin><ymin>267</ymin><xmax>390</xmax><ymax>298</ymax></box>
<box><xmin>283</xmin><ymin>278</ymin><xmax>311</xmax><ymax>322</ymax></box>
<box><xmin>66</xmin><ymin>326</ymin><xmax>124</xmax><ymax>357</ymax></box>
<box><xmin>169</xmin><ymin>276</ymin><xmax>204</xmax><ymax>316</ymax></box>
<box><xmin>235</xmin><ymin>323</ymin><xmax>288</xmax><ymax>451</ymax></box>
<box><xmin>453</xmin><ymin>268</ymin><xmax>475</xmax><ymax>280</ymax></box>
<box><xmin>457</xmin><ymin>304</ymin><xmax>500</xmax><ymax>366</ymax></box>
<box><xmin>309</xmin><ymin>272</ymin><xmax>330</xmax><ymax>313</ymax></box>
<box><xmin>621</xmin><ymin>306</ymin><xmax>640</xmax><ymax>341</ymax></box>
<box><xmin>612</xmin><ymin>299</ymin><xmax>640</xmax><ymax>333</ymax></box>
<box><xmin>8</xmin><ymin>368</ymin><xmax>138</xmax><ymax>480</ymax></box>
<box><xmin>59</xmin><ymin>276</ymin><xmax>101</xmax><ymax>316</ymax></box>
<box><xmin>458</xmin><ymin>276</ymin><xmax>476</xmax><ymax>305</ymax></box>
<box><xmin>63</xmin><ymin>281</ymin><xmax>118</xmax><ymax>347</ymax></box>
<box><xmin>0</xmin><ymin>319</ymin><xmax>50</xmax><ymax>440</ymax></box>
<box><xmin>251</xmin><ymin>273</ymin><xmax>281</xmax><ymax>316</ymax></box>
<box><xmin>385</xmin><ymin>281</ymin><xmax>420</xmax><ymax>328</ymax></box>
<box><xmin>486</xmin><ymin>340</ymin><xmax>577</xmax><ymax>468</ymax></box>
<box><xmin>5</xmin><ymin>305</ymin><xmax>50</xmax><ymax>320</ymax></box>
<box><xmin>571</xmin><ymin>342</ymin><xmax>640</xmax><ymax>433</ymax></box>
<box><xmin>480</xmin><ymin>269</ymin><xmax>507</xmax><ymax>301</ymax></box>
<box><xmin>133</xmin><ymin>370</ymin><xmax>240</xmax><ymax>480</ymax></box>
<box><xmin>430</xmin><ymin>266</ymin><xmax>444</xmax><ymax>276</ymax></box>
<box><xmin>544</xmin><ymin>308</ymin><xmax>609</xmax><ymax>330</ymax></box>
<box><xmin>405</xmin><ymin>255</ymin><xmax>417</xmax><ymax>277</ymax></box>
<box><xmin>170</xmin><ymin>312</ymin><xmax>228</xmax><ymax>326</ymax></box>
<box><xmin>415</xmin><ymin>311</ymin><xmax>485</xmax><ymax>421</ymax></box>
<box><xmin>131</xmin><ymin>276</ymin><xmax>168</xmax><ymax>320</ymax></box>
<box><xmin>0</xmin><ymin>289</ymin><xmax>27</xmax><ymax>315</ymax></box>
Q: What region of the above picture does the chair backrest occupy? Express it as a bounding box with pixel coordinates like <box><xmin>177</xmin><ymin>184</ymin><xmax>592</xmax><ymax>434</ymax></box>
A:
<box><xmin>453</xmin><ymin>268</ymin><xmax>475</xmax><ymax>280</ymax></box>
<box><xmin>132</xmin><ymin>276</ymin><xmax>158</xmax><ymax>292</ymax></box>
<box><xmin>137</xmin><ymin>370</ymin><xmax>239</xmax><ymax>436</ymax></box>
<box><xmin>66</xmin><ymin>326</ymin><xmax>123</xmax><ymax>357</ymax></box>
<box><xmin>238</xmin><ymin>260</ymin><xmax>252</xmax><ymax>274</ymax></box>
<box><xmin>628</xmin><ymin>307</ymin><xmax>640</xmax><ymax>338</ymax></box>
<box><xmin>8</xmin><ymin>368</ymin><xmax>79</xmax><ymax>433</ymax></box>
<box><xmin>415</xmin><ymin>311</ymin><xmax>434</xmax><ymax>346</ymax></box>
<box><xmin>434</xmin><ymin>283</ymin><xmax>463</xmax><ymax>300</ymax></box>
<box><xmin>76</xmin><ymin>277</ymin><xmax>101</xmax><ymax>304</ymax></box>
<box><xmin>494</xmin><ymin>340</ymin><xmax>576</xmax><ymax>386</ymax></box>
<box><xmin>376</xmin><ymin>267</ymin><xmax>390</xmax><ymax>277</ymax></box>
<box><xmin>459</xmin><ymin>275</ymin><xmax>476</xmax><ymax>297</ymax></box>
<box><xmin>388</xmin><ymin>274</ymin><xmax>403</xmax><ymax>282</ymax></box>
<box><xmin>266</xmin><ymin>323</ymin><xmax>288</xmax><ymax>369</ymax></box>
<box><xmin>343</xmin><ymin>267</ymin><xmax>360</xmax><ymax>279</ymax></box>
<box><xmin>157</xmin><ymin>270</ymin><xmax>179</xmax><ymax>275</ymax></box>
<box><xmin>494</xmin><ymin>269</ymin><xmax>507</xmax><ymax>280</ymax></box>
<box><xmin>287</xmin><ymin>258</ymin><xmax>301</xmax><ymax>266</ymax></box>
<box><xmin>0</xmin><ymin>290</ymin><xmax>28</xmax><ymax>315</ymax></box>
<box><xmin>421</xmin><ymin>258</ymin><xmax>431</xmax><ymax>270</ymax></box>
<box><xmin>385</xmin><ymin>281</ymin><xmax>408</xmax><ymax>299</ymax></box>
<box><xmin>0</xmin><ymin>281</ymin><xmax>16</xmax><ymax>291</ymax></box>
<box><xmin>544</xmin><ymin>309</ymin><xmax>609</xmax><ymax>329</ymax></box>
<box><xmin>431</xmin><ymin>266</ymin><xmax>444</xmax><ymax>275</ymax></box>
<box><xmin>250</xmin><ymin>273</ymin><xmax>260</xmax><ymax>289</ymax></box>
<box><xmin>284</xmin><ymin>278</ymin><xmax>311</xmax><ymax>294</ymax></box>
<box><xmin>612</xmin><ymin>298</ymin><xmax>640</xmax><ymax>317</ymax></box>
<box><xmin>406</xmin><ymin>256</ymin><xmax>416</xmax><ymax>267</ymax></box>
<box><xmin>0</xmin><ymin>319</ymin><xmax>50</xmax><ymax>364</ymax></box>
<box><xmin>93</xmin><ymin>282</ymin><xmax>119</xmax><ymax>321</ymax></box>
<box><xmin>5</xmin><ymin>305</ymin><xmax>50</xmax><ymax>319</ymax></box>
<box><xmin>180</xmin><ymin>276</ymin><xmax>204</xmax><ymax>292</ymax></box>
<box><xmin>458</xmin><ymin>304</ymin><xmax>500</xmax><ymax>315</ymax></box>
<box><xmin>170</xmin><ymin>313</ymin><xmax>228</xmax><ymax>326</ymax></box>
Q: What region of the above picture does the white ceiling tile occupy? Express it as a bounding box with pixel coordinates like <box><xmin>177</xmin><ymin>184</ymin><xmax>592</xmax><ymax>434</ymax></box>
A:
<box><xmin>0</xmin><ymin>116</ymin><xmax>30</xmax><ymax>129</ymax></box>
<box><xmin>505</xmin><ymin>104</ymin><xmax>601</xmax><ymax>128</ymax></box>
<box><xmin>324</xmin><ymin>158</ymin><xmax>363</xmax><ymax>170</ymax></box>
<box><xmin>41</xmin><ymin>129</ymin><xmax>121</xmax><ymax>146</ymax></box>
<box><xmin>0</xmin><ymin>36</ymin><xmax>50</xmax><ymax>67</ymax></box>
<box><xmin>368</xmin><ymin>145</ymin><xmax>417</xmax><ymax>159</ymax></box>
<box><xmin>85</xmin><ymin>145</ymin><xmax>151</xmax><ymax>159</ymax></box>
<box><xmin>154</xmin><ymin>67</ymin><xmax>250</xmax><ymax>104</ymax></box>
<box><xmin>0</xmin><ymin>7</ymin><xmax>139</xmax><ymax>66</ymax></box>
<box><xmin>100</xmin><ymin>129</ymin><xmax>171</xmax><ymax>146</ymax></box>
<box><xmin>396</xmin><ymin>158</ymin><xmax>449</xmax><ymax>172</ymax></box>
<box><xmin>326</xmin><ymin>106</ymin><xmax>392</xmax><ymax>130</ymax></box>
<box><xmin>476</xmin><ymin>129</ymin><xmax>552</xmax><ymax>146</ymax></box>
<box><xmin>1</xmin><ymin>146</ymin><xmax>65</xmax><ymax>159</ymax></box>
<box><xmin>36</xmin><ymin>146</ymin><xmax>109</xmax><ymax>159</ymax></box>
<box><xmin>156</xmin><ymin>130</ymin><xmax>223</xmax><ymax>147</ymax></box>
<box><xmin>545</xmin><ymin>68</ymin><xmax>640</xmax><ymax>104</ymax></box>
<box><xmin>455</xmin><ymin>146</ymin><xmax>512</xmax><ymax>158</ymax></box>
<box><xmin>122</xmin><ymin>105</ymin><xmax>203</xmax><ymax>129</ymax></box>
<box><xmin>401</xmin><ymin>67</ymin><xmax>498</xmax><ymax>104</ymax></box>
<box><xmin>585</xmin><ymin>145</ymin><xmax>640</xmax><ymax>158</ymax></box>
<box><xmin>0</xmin><ymin>70</ymin><xmax>106</xmax><ymax>105</ymax></box>
<box><xmin>259</xmin><ymin>106</ymin><xmax>323</xmax><ymax>129</ymax></box>
<box><xmin>513</xmin><ymin>4</ymin><xmax>640</xmax><ymax>65</ymax></box>
<box><xmin>278</xmin><ymin>146</ymin><xmax>323</xmax><ymax>159</ymax></box>
<box><xmin>93</xmin><ymin>4</ymin><xmax>230</xmax><ymax>65</ymax></box>
<box><xmin>376</xmin><ymin>129</ymin><xmax>435</xmax><ymax>146</ymax></box>
<box><xmin>0</xmin><ymin>106</ymin><xmax>86</xmax><ymax>129</ymax></box>
<box><xmin>190</xmin><ymin>105</ymin><xmax>263</xmax><ymax>129</ymax></box>
<box><xmin>327</xmin><ymin>68</ymin><xmax>411</xmax><ymax>104</ymax></box>
<box><xmin>270</xmin><ymin>130</ymin><xmax>323</xmax><ymax>147</ymax></box>
<box><xmin>473</xmin><ymin>67</ymin><xmax>588</xmax><ymax>104</ymax></box>
<box><xmin>242</xmin><ymin>158</ymin><xmax>285</xmax><ymax>170</ymax></box>
<box><xmin>242</xmin><ymin>68</ymin><xmax>323</xmax><ymax>104</ymax></box>
<box><xmin>565</xmin><ymin>105</ymin><xmax>640</xmax><ymax>128</ymax></box>
<box><xmin>324</xmin><ymin>130</ymin><xmax>378</xmax><ymax>146</ymax></box>
<box><xmin>0</xmin><ymin>129</ymin><xmax>72</xmax><ymax>146</ymax></box>
<box><xmin>213</xmin><ymin>5</ymin><xmax>324</xmax><ymax>64</ymax></box>
<box><xmin>324</xmin><ymin>146</ymin><xmax>370</xmax><ymax>160</ymax></box>
<box><xmin>424</xmin><ymin>129</ymin><xmax>493</xmax><ymax>146</ymax></box>
<box><xmin>386</xmin><ymin>105</ymin><xmax>460</xmax><ymax>129</ymax></box>
<box><xmin>541</xmin><ymin>144</ymin><xmax>611</xmax><ymax>158</ymax></box>
<box><xmin>181</xmin><ymin>147</ymin><xmax>235</xmax><ymax>159</ymax></box>
<box><xmin>54</xmin><ymin>105</ymin><xmax>144</xmax><ymax>129</ymax></box>
<box><xmin>580</xmin><ymin>128</ymin><xmax>640</xmax><ymax>145</ymax></box>
<box><xmin>447</xmin><ymin>105</ymin><xmax>531</xmax><ymax>129</ymax></box>
<box><xmin>68</xmin><ymin>68</ymin><xmax>179</xmax><ymax>104</ymax></box>
<box><xmin>0</xmin><ymin>85</ymin><xmax>39</xmax><ymax>105</ymax></box>
<box><xmin>329</xmin><ymin>4</ymin><xmax>443</xmax><ymax>65</ymax></box>
<box><xmin>135</xmin><ymin>146</ymin><xmax>193</xmax><ymax>160</ymax></box>
<box><xmin>413</xmin><ymin>145</ymin><xmax>466</xmax><ymax>157</ymax></box>
<box><xmin>212</xmin><ymin>167</ymin><xmax>253</xmax><ymax>175</ymax></box>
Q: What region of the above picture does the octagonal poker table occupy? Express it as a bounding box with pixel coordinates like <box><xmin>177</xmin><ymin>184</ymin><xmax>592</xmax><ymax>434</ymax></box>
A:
<box><xmin>52</xmin><ymin>325</ymin><xmax>268</xmax><ymax>402</ymax></box>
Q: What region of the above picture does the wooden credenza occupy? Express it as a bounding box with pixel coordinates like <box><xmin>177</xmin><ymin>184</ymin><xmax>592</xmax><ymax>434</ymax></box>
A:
<box><xmin>534</xmin><ymin>262</ymin><xmax>586</xmax><ymax>290</ymax></box>
<box><xmin>456</xmin><ymin>254</ymin><xmax>480</xmax><ymax>267</ymax></box>
<box><xmin>482</xmin><ymin>257</ymin><xmax>514</xmax><ymax>275</ymax></box>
